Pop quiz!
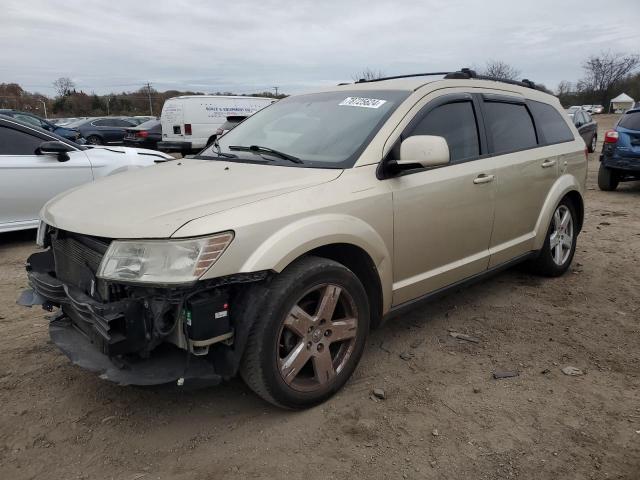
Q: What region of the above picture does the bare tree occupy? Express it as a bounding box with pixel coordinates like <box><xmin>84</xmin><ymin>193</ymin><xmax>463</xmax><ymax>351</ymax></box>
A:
<box><xmin>52</xmin><ymin>77</ymin><xmax>75</xmax><ymax>97</ymax></box>
<box><xmin>556</xmin><ymin>80</ymin><xmax>574</xmax><ymax>96</ymax></box>
<box><xmin>351</xmin><ymin>68</ymin><xmax>385</xmax><ymax>82</ymax></box>
<box><xmin>580</xmin><ymin>51</ymin><xmax>640</xmax><ymax>104</ymax></box>
<box><xmin>481</xmin><ymin>60</ymin><xmax>521</xmax><ymax>80</ymax></box>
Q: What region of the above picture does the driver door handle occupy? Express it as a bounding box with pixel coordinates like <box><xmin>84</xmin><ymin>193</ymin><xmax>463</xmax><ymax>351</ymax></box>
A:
<box><xmin>541</xmin><ymin>159</ymin><xmax>557</xmax><ymax>168</ymax></box>
<box><xmin>473</xmin><ymin>174</ymin><xmax>495</xmax><ymax>184</ymax></box>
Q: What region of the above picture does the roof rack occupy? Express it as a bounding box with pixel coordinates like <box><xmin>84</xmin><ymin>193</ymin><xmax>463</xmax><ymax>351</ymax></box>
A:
<box><xmin>354</xmin><ymin>67</ymin><xmax>537</xmax><ymax>90</ymax></box>
<box><xmin>355</xmin><ymin>72</ymin><xmax>452</xmax><ymax>83</ymax></box>
<box><xmin>444</xmin><ymin>68</ymin><xmax>537</xmax><ymax>89</ymax></box>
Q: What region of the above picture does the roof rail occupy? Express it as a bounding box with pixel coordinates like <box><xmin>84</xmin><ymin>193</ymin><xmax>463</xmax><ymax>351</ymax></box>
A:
<box><xmin>355</xmin><ymin>72</ymin><xmax>452</xmax><ymax>83</ymax></box>
<box><xmin>444</xmin><ymin>68</ymin><xmax>537</xmax><ymax>89</ymax></box>
<box><xmin>352</xmin><ymin>68</ymin><xmax>538</xmax><ymax>90</ymax></box>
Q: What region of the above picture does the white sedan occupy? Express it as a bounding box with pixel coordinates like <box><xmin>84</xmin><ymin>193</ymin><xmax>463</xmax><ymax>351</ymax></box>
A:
<box><xmin>0</xmin><ymin>115</ymin><xmax>173</xmax><ymax>233</ymax></box>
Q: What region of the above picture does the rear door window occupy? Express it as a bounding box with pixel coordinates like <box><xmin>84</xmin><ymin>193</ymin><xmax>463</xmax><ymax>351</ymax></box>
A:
<box><xmin>408</xmin><ymin>101</ymin><xmax>480</xmax><ymax>163</ymax></box>
<box><xmin>483</xmin><ymin>101</ymin><xmax>537</xmax><ymax>154</ymax></box>
<box><xmin>618</xmin><ymin>112</ymin><xmax>640</xmax><ymax>130</ymax></box>
<box><xmin>528</xmin><ymin>101</ymin><xmax>575</xmax><ymax>145</ymax></box>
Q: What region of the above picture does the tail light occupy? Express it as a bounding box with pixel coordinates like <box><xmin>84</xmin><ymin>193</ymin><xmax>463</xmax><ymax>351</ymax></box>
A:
<box><xmin>604</xmin><ymin>130</ymin><xmax>619</xmax><ymax>143</ymax></box>
<box><xmin>184</xmin><ymin>123</ymin><xmax>192</xmax><ymax>135</ymax></box>
<box><xmin>136</xmin><ymin>130</ymin><xmax>149</xmax><ymax>138</ymax></box>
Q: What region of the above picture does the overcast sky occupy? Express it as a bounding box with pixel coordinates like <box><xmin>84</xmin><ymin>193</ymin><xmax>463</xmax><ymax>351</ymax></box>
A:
<box><xmin>2</xmin><ymin>0</ymin><xmax>639</xmax><ymax>96</ymax></box>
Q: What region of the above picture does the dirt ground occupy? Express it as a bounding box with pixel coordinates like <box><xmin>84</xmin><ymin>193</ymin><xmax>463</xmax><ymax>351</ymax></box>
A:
<box><xmin>0</xmin><ymin>114</ymin><xmax>638</xmax><ymax>480</ymax></box>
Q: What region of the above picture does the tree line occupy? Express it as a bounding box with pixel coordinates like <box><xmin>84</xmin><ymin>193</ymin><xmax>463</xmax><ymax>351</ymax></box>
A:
<box><xmin>0</xmin><ymin>80</ymin><xmax>287</xmax><ymax>119</ymax></box>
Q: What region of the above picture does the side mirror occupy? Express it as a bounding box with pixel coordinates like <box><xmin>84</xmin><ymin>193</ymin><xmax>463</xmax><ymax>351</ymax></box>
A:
<box><xmin>398</xmin><ymin>135</ymin><xmax>450</xmax><ymax>168</ymax></box>
<box><xmin>37</xmin><ymin>141</ymin><xmax>73</xmax><ymax>162</ymax></box>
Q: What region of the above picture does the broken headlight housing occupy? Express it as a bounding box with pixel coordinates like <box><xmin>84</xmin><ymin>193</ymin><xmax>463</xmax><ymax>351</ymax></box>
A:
<box><xmin>97</xmin><ymin>232</ymin><xmax>234</xmax><ymax>284</ymax></box>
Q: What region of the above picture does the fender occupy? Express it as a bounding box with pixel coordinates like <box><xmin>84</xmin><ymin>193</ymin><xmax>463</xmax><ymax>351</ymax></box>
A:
<box><xmin>532</xmin><ymin>174</ymin><xmax>583</xmax><ymax>250</ymax></box>
<box><xmin>240</xmin><ymin>213</ymin><xmax>393</xmax><ymax>312</ymax></box>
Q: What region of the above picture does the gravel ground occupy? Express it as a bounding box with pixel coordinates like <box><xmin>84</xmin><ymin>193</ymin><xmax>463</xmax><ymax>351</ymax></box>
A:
<box><xmin>0</xmin><ymin>114</ymin><xmax>638</xmax><ymax>480</ymax></box>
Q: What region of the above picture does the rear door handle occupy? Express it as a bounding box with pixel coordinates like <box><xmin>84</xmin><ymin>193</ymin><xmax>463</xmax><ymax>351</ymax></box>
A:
<box><xmin>541</xmin><ymin>159</ymin><xmax>556</xmax><ymax>168</ymax></box>
<box><xmin>473</xmin><ymin>174</ymin><xmax>495</xmax><ymax>184</ymax></box>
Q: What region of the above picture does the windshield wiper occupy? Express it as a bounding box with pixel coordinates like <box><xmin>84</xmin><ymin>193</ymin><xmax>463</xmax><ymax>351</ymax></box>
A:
<box><xmin>228</xmin><ymin>145</ymin><xmax>303</xmax><ymax>164</ymax></box>
<box><xmin>192</xmin><ymin>151</ymin><xmax>237</xmax><ymax>159</ymax></box>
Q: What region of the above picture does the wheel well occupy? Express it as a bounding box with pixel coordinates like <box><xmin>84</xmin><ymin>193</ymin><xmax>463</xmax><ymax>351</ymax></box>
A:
<box><xmin>564</xmin><ymin>191</ymin><xmax>584</xmax><ymax>232</ymax></box>
<box><xmin>306</xmin><ymin>244</ymin><xmax>384</xmax><ymax>329</ymax></box>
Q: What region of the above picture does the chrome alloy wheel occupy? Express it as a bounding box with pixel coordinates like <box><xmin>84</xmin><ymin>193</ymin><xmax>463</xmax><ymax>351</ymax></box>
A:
<box><xmin>550</xmin><ymin>205</ymin><xmax>574</xmax><ymax>266</ymax></box>
<box><xmin>277</xmin><ymin>284</ymin><xmax>358</xmax><ymax>392</ymax></box>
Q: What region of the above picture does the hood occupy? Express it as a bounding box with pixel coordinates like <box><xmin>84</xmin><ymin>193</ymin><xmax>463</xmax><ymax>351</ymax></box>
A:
<box><xmin>42</xmin><ymin>160</ymin><xmax>342</xmax><ymax>238</ymax></box>
<box><xmin>84</xmin><ymin>145</ymin><xmax>173</xmax><ymax>164</ymax></box>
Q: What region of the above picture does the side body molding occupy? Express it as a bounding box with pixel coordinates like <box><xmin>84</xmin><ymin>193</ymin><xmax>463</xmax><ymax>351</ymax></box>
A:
<box><xmin>240</xmin><ymin>214</ymin><xmax>393</xmax><ymax>312</ymax></box>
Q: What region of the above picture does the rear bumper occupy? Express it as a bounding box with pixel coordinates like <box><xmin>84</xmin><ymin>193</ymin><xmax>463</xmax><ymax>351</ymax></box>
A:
<box><xmin>123</xmin><ymin>138</ymin><xmax>158</xmax><ymax>149</ymax></box>
<box><xmin>601</xmin><ymin>154</ymin><xmax>640</xmax><ymax>171</ymax></box>
<box><xmin>157</xmin><ymin>140</ymin><xmax>192</xmax><ymax>152</ymax></box>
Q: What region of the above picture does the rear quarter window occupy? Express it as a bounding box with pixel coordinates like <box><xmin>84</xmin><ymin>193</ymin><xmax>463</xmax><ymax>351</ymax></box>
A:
<box><xmin>528</xmin><ymin>101</ymin><xmax>575</xmax><ymax>144</ymax></box>
<box><xmin>483</xmin><ymin>101</ymin><xmax>537</xmax><ymax>154</ymax></box>
<box><xmin>618</xmin><ymin>112</ymin><xmax>640</xmax><ymax>130</ymax></box>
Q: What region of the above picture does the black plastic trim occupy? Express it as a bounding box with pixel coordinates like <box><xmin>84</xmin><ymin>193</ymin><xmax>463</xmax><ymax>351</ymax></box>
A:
<box><xmin>384</xmin><ymin>251</ymin><xmax>536</xmax><ymax>321</ymax></box>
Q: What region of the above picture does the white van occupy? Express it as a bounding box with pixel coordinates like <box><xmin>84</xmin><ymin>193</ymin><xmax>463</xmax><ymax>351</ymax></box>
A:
<box><xmin>158</xmin><ymin>95</ymin><xmax>275</xmax><ymax>153</ymax></box>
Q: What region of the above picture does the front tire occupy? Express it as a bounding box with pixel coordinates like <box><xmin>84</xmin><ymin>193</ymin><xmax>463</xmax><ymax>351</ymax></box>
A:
<box><xmin>240</xmin><ymin>256</ymin><xmax>370</xmax><ymax>409</ymax></box>
<box><xmin>528</xmin><ymin>199</ymin><xmax>577</xmax><ymax>277</ymax></box>
<box><xmin>588</xmin><ymin>133</ymin><xmax>597</xmax><ymax>153</ymax></box>
<box><xmin>598</xmin><ymin>165</ymin><xmax>619</xmax><ymax>191</ymax></box>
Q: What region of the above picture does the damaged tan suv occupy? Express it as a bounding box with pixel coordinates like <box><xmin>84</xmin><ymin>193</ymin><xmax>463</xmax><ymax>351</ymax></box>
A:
<box><xmin>19</xmin><ymin>69</ymin><xmax>587</xmax><ymax>408</ymax></box>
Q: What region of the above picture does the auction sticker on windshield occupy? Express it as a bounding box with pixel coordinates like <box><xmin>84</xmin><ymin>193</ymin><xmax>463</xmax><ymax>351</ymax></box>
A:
<box><xmin>339</xmin><ymin>97</ymin><xmax>387</xmax><ymax>109</ymax></box>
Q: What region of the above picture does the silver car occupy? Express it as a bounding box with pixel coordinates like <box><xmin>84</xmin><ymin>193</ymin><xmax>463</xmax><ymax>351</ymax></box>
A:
<box><xmin>0</xmin><ymin>116</ymin><xmax>172</xmax><ymax>232</ymax></box>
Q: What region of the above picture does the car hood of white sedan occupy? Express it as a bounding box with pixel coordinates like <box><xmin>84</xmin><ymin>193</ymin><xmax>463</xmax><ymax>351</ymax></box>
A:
<box><xmin>41</xmin><ymin>159</ymin><xmax>342</xmax><ymax>238</ymax></box>
<box><xmin>84</xmin><ymin>145</ymin><xmax>173</xmax><ymax>164</ymax></box>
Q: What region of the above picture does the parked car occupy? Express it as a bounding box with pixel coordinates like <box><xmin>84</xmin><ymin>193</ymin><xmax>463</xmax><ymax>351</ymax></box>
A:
<box><xmin>123</xmin><ymin>119</ymin><xmax>162</xmax><ymax>150</ymax></box>
<box><xmin>582</xmin><ymin>105</ymin><xmax>593</xmax><ymax>113</ymax></box>
<box><xmin>568</xmin><ymin>109</ymin><xmax>598</xmax><ymax>152</ymax></box>
<box><xmin>158</xmin><ymin>95</ymin><xmax>275</xmax><ymax>154</ymax></box>
<box><xmin>598</xmin><ymin>108</ymin><xmax>640</xmax><ymax>190</ymax></box>
<box><xmin>66</xmin><ymin>117</ymin><xmax>137</xmax><ymax>145</ymax></box>
<box><xmin>0</xmin><ymin>115</ymin><xmax>173</xmax><ymax>233</ymax></box>
<box><xmin>591</xmin><ymin>105</ymin><xmax>604</xmax><ymax>114</ymax></box>
<box><xmin>566</xmin><ymin>106</ymin><xmax>583</xmax><ymax>114</ymax></box>
<box><xmin>18</xmin><ymin>70</ymin><xmax>587</xmax><ymax>409</ymax></box>
<box><xmin>0</xmin><ymin>109</ymin><xmax>84</xmax><ymax>143</ymax></box>
<box><xmin>128</xmin><ymin>116</ymin><xmax>155</xmax><ymax>125</ymax></box>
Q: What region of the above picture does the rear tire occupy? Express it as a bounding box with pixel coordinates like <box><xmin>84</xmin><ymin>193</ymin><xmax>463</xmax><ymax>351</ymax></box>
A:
<box><xmin>86</xmin><ymin>135</ymin><xmax>103</xmax><ymax>145</ymax></box>
<box><xmin>598</xmin><ymin>164</ymin><xmax>619</xmax><ymax>191</ymax></box>
<box><xmin>240</xmin><ymin>256</ymin><xmax>370</xmax><ymax>409</ymax></box>
<box><xmin>528</xmin><ymin>198</ymin><xmax>577</xmax><ymax>277</ymax></box>
<box><xmin>588</xmin><ymin>133</ymin><xmax>597</xmax><ymax>153</ymax></box>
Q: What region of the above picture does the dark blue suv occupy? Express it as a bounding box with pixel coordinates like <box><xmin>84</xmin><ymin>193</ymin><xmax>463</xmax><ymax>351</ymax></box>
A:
<box><xmin>598</xmin><ymin>108</ymin><xmax>640</xmax><ymax>191</ymax></box>
<box><xmin>0</xmin><ymin>109</ymin><xmax>84</xmax><ymax>143</ymax></box>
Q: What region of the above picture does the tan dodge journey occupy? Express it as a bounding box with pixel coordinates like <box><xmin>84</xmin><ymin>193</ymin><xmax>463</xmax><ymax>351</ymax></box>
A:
<box><xmin>19</xmin><ymin>69</ymin><xmax>587</xmax><ymax>408</ymax></box>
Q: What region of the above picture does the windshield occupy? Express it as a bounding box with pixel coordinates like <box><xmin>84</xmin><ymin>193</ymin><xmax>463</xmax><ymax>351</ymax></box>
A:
<box><xmin>200</xmin><ymin>90</ymin><xmax>410</xmax><ymax>168</ymax></box>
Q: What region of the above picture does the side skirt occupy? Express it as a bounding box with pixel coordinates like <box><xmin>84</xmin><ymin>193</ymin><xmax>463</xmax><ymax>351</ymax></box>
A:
<box><xmin>383</xmin><ymin>251</ymin><xmax>537</xmax><ymax>322</ymax></box>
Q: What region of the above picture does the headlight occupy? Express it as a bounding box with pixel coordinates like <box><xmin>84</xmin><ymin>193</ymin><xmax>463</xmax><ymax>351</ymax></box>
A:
<box><xmin>97</xmin><ymin>232</ymin><xmax>234</xmax><ymax>284</ymax></box>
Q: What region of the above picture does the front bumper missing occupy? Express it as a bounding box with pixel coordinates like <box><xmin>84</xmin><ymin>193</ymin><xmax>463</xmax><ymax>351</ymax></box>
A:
<box><xmin>18</xmin><ymin>285</ymin><xmax>221</xmax><ymax>386</ymax></box>
<box><xmin>49</xmin><ymin>316</ymin><xmax>220</xmax><ymax>386</ymax></box>
<box><xmin>19</xmin><ymin>244</ymin><xmax>269</xmax><ymax>387</ymax></box>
